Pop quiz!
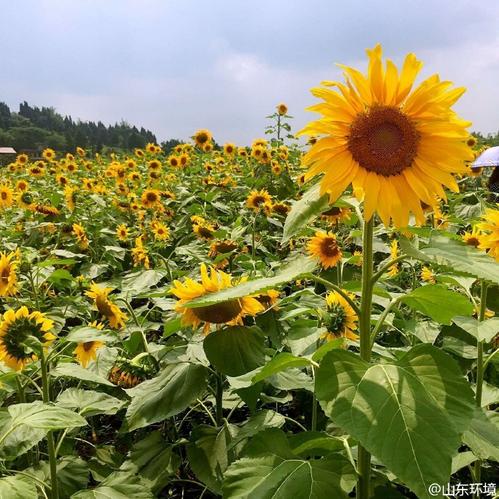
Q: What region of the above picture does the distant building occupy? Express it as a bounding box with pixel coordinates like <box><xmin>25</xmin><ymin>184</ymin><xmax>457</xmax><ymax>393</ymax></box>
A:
<box><xmin>0</xmin><ymin>147</ymin><xmax>16</xmax><ymax>154</ymax></box>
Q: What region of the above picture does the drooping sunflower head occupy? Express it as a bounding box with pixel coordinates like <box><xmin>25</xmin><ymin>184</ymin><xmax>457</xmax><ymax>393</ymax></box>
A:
<box><xmin>171</xmin><ymin>264</ymin><xmax>264</xmax><ymax>333</ymax></box>
<box><xmin>322</xmin><ymin>291</ymin><xmax>358</xmax><ymax>341</ymax></box>
<box><xmin>0</xmin><ymin>307</ymin><xmax>55</xmax><ymax>371</ymax></box>
<box><xmin>0</xmin><ymin>250</ymin><xmax>20</xmax><ymax>297</ymax></box>
<box><xmin>307</xmin><ymin>231</ymin><xmax>342</xmax><ymax>269</ymax></box>
<box><xmin>300</xmin><ymin>44</ymin><xmax>473</xmax><ymax>228</ymax></box>
<box><xmin>246</xmin><ymin>190</ymin><xmax>272</xmax><ymax>211</ymax></box>
<box><xmin>86</xmin><ymin>283</ymin><xmax>128</xmax><ymax>329</ymax></box>
<box><xmin>74</xmin><ymin>322</ymin><xmax>104</xmax><ymax>368</ymax></box>
<box><xmin>276</xmin><ymin>103</ymin><xmax>288</xmax><ymax>116</ymax></box>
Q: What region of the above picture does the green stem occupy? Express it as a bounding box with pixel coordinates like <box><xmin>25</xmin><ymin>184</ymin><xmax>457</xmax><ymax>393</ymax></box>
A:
<box><xmin>215</xmin><ymin>371</ymin><xmax>224</xmax><ymax>426</ymax></box>
<box><xmin>357</xmin><ymin>217</ymin><xmax>374</xmax><ymax>499</ymax></box>
<box><xmin>311</xmin><ymin>364</ymin><xmax>318</xmax><ymax>432</ymax></box>
<box><xmin>473</xmin><ymin>280</ymin><xmax>488</xmax><ymax>498</ymax></box>
<box><xmin>306</xmin><ymin>274</ymin><xmax>361</xmax><ymax>317</ymax></box>
<box><xmin>371</xmin><ymin>254</ymin><xmax>407</xmax><ymax>285</ymax></box>
<box><xmin>40</xmin><ymin>351</ymin><xmax>58</xmax><ymax>499</ymax></box>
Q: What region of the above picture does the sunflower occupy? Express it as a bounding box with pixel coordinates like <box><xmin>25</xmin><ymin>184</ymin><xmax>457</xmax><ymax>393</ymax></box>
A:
<box><xmin>421</xmin><ymin>266</ymin><xmax>436</xmax><ymax>283</ymax></box>
<box><xmin>151</xmin><ymin>221</ymin><xmax>170</xmax><ymax>241</ymax></box>
<box><xmin>387</xmin><ymin>239</ymin><xmax>399</xmax><ymax>277</ymax></box>
<box><xmin>171</xmin><ymin>264</ymin><xmax>264</xmax><ymax>333</ymax></box>
<box><xmin>193</xmin><ymin>221</ymin><xmax>216</xmax><ymax>240</ymax></box>
<box><xmin>0</xmin><ymin>184</ymin><xmax>14</xmax><ymax>209</ymax></box>
<box><xmin>299</xmin><ymin>44</ymin><xmax>472</xmax><ymax>228</ymax></box>
<box><xmin>321</xmin><ymin>206</ymin><xmax>351</xmax><ymax>223</ymax></box>
<box><xmin>276</xmin><ymin>103</ymin><xmax>288</xmax><ymax>115</ymax></box>
<box><xmin>73</xmin><ymin>223</ymin><xmax>89</xmax><ymax>249</ymax></box>
<box><xmin>246</xmin><ymin>190</ymin><xmax>272</xmax><ymax>211</ymax></box>
<box><xmin>208</xmin><ymin>239</ymin><xmax>239</xmax><ymax>258</ymax></box>
<box><xmin>322</xmin><ymin>290</ymin><xmax>358</xmax><ymax>341</ymax></box>
<box><xmin>462</xmin><ymin>226</ymin><xmax>482</xmax><ymax>248</ymax></box>
<box><xmin>132</xmin><ymin>236</ymin><xmax>150</xmax><ymax>268</ymax></box>
<box><xmin>307</xmin><ymin>231</ymin><xmax>342</xmax><ymax>268</ymax></box>
<box><xmin>469</xmin><ymin>167</ymin><xmax>482</xmax><ymax>178</ymax></box>
<box><xmin>0</xmin><ymin>250</ymin><xmax>20</xmax><ymax>297</ymax></box>
<box><xmin>42</xmin><ymin>148</ymin><xmax>56</xmax><ymax>161</ymax></box>
<box><xmin>86</xmin><ymin>283</ymin><xmax>128</xmax><ymax>329</ymax></box>
<box><xmin>16</xmin><ymin>153</ymin><xmax>29</xmax><ymax>165</ymax></box>
<box><xmin>65</xmin><ymin>185</ymin><xmax>76</xmax><ymax>211</ymax></box>
<box><xmin>16</xmin><ymin>179</ymin><xmax>29</xmax><ymax>192</ymax></box>
<box><xmin>135</xmin><ymin>148</ymin><xmax>145</xmax><ymax>158</ymax></box>
<box><xmin>433</xmin><ymin>205</ymin><xmax>449</xmax><ymax>230</ymax></box>
<box><xmin>146</xmin><ymin>143</ymin><xmax>158</xmax><ymax>154</ymax></box>
<box><xmin>0</xmin><ymin>307</ymin><xmax>55</xmax><ymax>371</ymax></box>
<box><xmin>194</xmin><ymin>129</ymin><xmax>212</xmax><ymax>149</ymax></box>
<box><xmin>29</xmin><ymin>165</ymin><xmax>45</xmax><ymax>177</ymax></box>
<box><xmin>272</xmin><ymin>202</ymin><xmax>291</xmax><ymax>217</ymax></box>
<box><xmin>116</xmin><ymin>224</ymin><xmax>129</xmax><ymax>241</ymax></box>
<box><xmin>223</xmin><ymin>143</ymin><xmax>236</xmax><ymax>156</ymax></box>
<box><xmin>141</xmin><ymin>189</ymin><xmax>162</xmax><ymax>209</ymax></box>
<box><xmin>168</xmin><ymin>156</ymin><xmax>179</xmax><ymax>168</ymax></box>
<box><xmin>108</xmin><ymin>363</ymin><xmax>145</xmax><ymax>388</ymax></box>
<box><xmin>76</xmin><ymin>146</ymin><xmax>86</xmax><ymax>157</ymax></box>
<box><xmin>477</xmin><ymin>207</ymin><xmax>499</xmax><ymax>261</ymax></box>
<box><xmin>35</xmin><ymin>204</ymin><xmax>60</xmax><ymax>217</ymax></box>
<box><xmin>18</xmin><ymin>191</ymin><xmax>34</xmax><ymax>210</ymax></box>
<box><xmin>74</xmin><ymin>322</ymin><xmax>105</xmax><ymax>368</ymax></box>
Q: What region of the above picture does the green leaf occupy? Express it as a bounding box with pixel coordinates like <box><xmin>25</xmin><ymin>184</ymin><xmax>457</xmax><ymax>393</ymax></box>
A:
<box><xmin>184</xmin><ymin>254</ymin><xmax>316</xmax><ymax>308</ymax></box>
<box><xmin>452</xmin><ymin>316</ymin><xmax>499</xmax><ymax>343</ymax></box>
<box><xmin>52</xmin><ymin>363</ymin><xmax>115</xmax><ymax>386</ymax></box>
<box><xmin>71</xmin><ymin>472</ymin><xmax>154</xmax><ymax>498</ymax></box>
<box><xmin>400</xmin><ymin>235</ymin><xmax>499</xmax><ymax>284</ymax></box>
<box><xmin>8</xmin><ymin>402</ymin><xmax>87</xmax><ymax>430</ymax></box>
<box><xmin>120</xmin><ymin>269</ymin><xmax>167</xmax><ymax>296</ymax></box>
<box><xmin>401</xmin><ymin>285</ymin><xmax>473</xmax><ymax>325</ymax></box>
<box><xmin>287</xmin><ymin>431</ymin><xmax>345</xmax><ymax>458</ymax></box>
<box><xmin>57</xmin><ymin>388</ymin><xmax>125</xmax><ymax>417</ymax></box>
<box><xmin>119</xmin><ymin>432</ymin><xmax>180</xmax><ymax>493</ymax></box>
<box><xmin>0</xmin><ymin>475</ymin><xmax>37</xmax><ymax>498</ymax></box>
<box><xmin>462</xmin><ymin>408</ymin><xmax>499</xmax><ymax>462</ymax></box>
<box><xmin>66</xmin><ymin>326</ymin><xmax>118</xmax><ymax>344</ymax></box>
<box><xmin>231</xmin><ymin>410</ymin><xmax>285</xmax><ymax>448</ymax></box>
<box><xmin>0</xmin><ymin>409</ymin><xmax>46</xmax><ymax>460</ymax></box>
<box><xmin>203</xmin><ymin>326</ymin><xmax>265</xmax><ymax>376</ymax></box>
<box><xmin>282</xmin><ymin>183</ymin><xmax>329</xmax><ymax>243</ymax></box>
<box><xmin>252</xmin><ymin>353</ymin><xmax>311</xmax><ymax>384</ymax></box>
<box><xmin>223</xmin><ymin>454</ymin><xmax>356</xmax><ymax>499</ymax></box>
<box><xmin>187</xmin><ymin>424</ymin><xmax>234</xmax><ymax>493</ymax></box>
<box><xmin>315</xmin><ymin>344</ymin><xmax>475</xmax><ymax>499</ymax></box>
<box><xmin>125</xmin><ymin>362</ymin><xmax>207</xmax><ymax>431</ymax></box>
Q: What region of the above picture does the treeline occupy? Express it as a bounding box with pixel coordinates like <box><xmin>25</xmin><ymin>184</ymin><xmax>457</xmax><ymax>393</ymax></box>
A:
<box><xmin>473</xmin><ymin>130</ymin><xmax>499</xmax><ymax>148</ymax></box>
<box><xmin>0</xmin><ymin>101</ymin><xmax>157</xmax><ymax>153</ymax></box>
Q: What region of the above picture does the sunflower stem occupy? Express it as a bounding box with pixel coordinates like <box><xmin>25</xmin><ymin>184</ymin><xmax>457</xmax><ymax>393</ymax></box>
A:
<box><xmin>357</xmin><ymin>217</ymin><xmax>374</xmax><ymax>499</ymax></box>
<box><xmin>40</xmin><ymin>351</ymin><xmax>59</xmax><ymax>499</ymax></box>
<box><xmin>311</xmin><ymin>366</ymin><xmax>318</xmax><ymax>432</ymax></box>
<box><xmin>215</xmin><ymin>371</ymin><xmax>224</xmax><ymax>426</ymax></box>
<box><xmin>473</xmin><ymin>280</ymin><xmax>488</xmax><ymax>499</ymax></box>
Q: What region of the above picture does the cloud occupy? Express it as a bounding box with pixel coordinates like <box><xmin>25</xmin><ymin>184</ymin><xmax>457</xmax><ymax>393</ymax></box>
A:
<box><xmin>0</xmin><ymin>0</ymin><xmax>498</xmax><ymax>143</ymax></box>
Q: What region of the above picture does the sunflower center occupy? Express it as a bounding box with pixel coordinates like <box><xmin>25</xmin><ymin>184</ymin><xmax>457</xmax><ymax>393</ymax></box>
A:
<box><xmin>348</xmin><ymin>105</ymin><xmax>420</xmax><ymax>177</ymax></box>
<box><xmin>320</xmin><ymin>237</ymin><xmax>340</xmax><ymax>258</ymax></box>
<box><xmin>465</xmin><ymin>236</ymin><xmax>480</xmax><ymax>248</ymax></box>
<box><xmin>83</xmin><ymin>341</ymin><xmax>96</xmax><ymax>351</ymax></box>
<box><xmin>193</xmin><ymin>300</ymin><xmax>243</xmax><ymax>324</ymax></box>
<box><xmin>1</xmin><ymin>192</ymin><xmax>7</xmax><ymax>200</ymax></box>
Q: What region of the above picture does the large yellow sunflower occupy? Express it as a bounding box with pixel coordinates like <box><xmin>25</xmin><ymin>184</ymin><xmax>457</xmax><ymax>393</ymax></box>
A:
<box><xmin>0</xmin><ymin>184</ymin><xmax>14</xmax><ymax>209</ymax></box>
<box><xmin>194</xmin><ymin>129</ymin><xmax>213</xmax><ymax>149</ymax></box>
<box><xmin>300</xmin><ymin>44</ymin><xmax>473</xmax><ymax>227</ymax></box>
<box><xmin>0</xmin><ymin>307</ymin><xmax>55</xmax><ymax>371</ymax></box>
<box><xmin>307</xmin><ymin>231</ymin><xmax>342</xmax><ymax>268</ymax></box>
<box><xmin>323</xmin><ymin>290</ymin><xmax>358</xmax><ymax>341</ymax></box>
<box><xmin>171</xmin><ymin>264</ymin><xmax>264</xmax><ymax>333</ymax></box>
<box><xmin>246</xmin><ymin>190</ymin><xmax>272</xmax><ymax>211</ymax></box>
<box><xmin>477</xmin><ymin>207</ymin><xmax>499</xmax><ymax>261</ymax></box>
<box><xmin>0</xmin><ymin>250</ymin><xmax>20</xmax><ymax>297</ymax></box>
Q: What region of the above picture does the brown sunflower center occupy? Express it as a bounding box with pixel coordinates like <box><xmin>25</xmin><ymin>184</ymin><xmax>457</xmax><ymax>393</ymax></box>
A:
<box><xmin>197</xmin><ymin>133</ymin><xmax>209</xmax><ymax>144</ymax></box>
<box><xmin>146</xmin><ymin>192</ymin><xmax>158</xmax><ymax>202</ymax></box>
<box><xmin>193</xmin><ymin>300</ymin><xmax>243</xmax><ymax>323</ymax></box>
<box><xmin>323</xmin><ymin>206</ymin><xmax>341</xmax><ymax>216</ymax></box>
<box><xmin>465</xmin><ymin>236</ymin><xmax>480</xmax><ymax>248</ymax></box>
<box><xmin>320</xmin><ymin>237</ymin><xmax>340</xmax><ymax>258</ymax></box>
<box><xmin>348</xmin><ymin>105</ymin><xmax>420</xmax><ymax>177</ymax></box>
<box><xmin>83</xmin><ymin>341</ymin><xmax>96</xmax><ymax>351</ymax></box>
<box><xmin>1</xmin><ymin>191</ymin><xmax>7</xmax><ymax>200</ymax></box>
<box><xmin>252</xmin><ymin>196</ymin><xmax>266</xmax><ymax>206</ymax></box>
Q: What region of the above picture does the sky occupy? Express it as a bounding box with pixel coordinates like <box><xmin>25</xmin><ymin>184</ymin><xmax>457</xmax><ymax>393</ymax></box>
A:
<box><xmin>1</xmin><ymin>0</ymin><xmax>499</xmax><ymax>144</ymax></box>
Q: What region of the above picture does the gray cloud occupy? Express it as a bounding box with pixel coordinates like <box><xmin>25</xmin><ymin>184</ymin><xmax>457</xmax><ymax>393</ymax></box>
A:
<box><xmin>1</xmin><ymin>0</ymin><xmax>498</xmax><ymax>143</ymax></box>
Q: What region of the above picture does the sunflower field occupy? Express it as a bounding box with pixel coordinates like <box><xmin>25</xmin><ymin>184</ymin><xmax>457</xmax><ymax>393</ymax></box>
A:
<box><xmin>0</xmin><ymin>45</ymin><xmax>498</xmax><ymax>499</ymax></box>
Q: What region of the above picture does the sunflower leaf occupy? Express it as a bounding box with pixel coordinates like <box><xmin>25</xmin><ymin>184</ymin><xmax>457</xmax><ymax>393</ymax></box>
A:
<box><xmin>183</xmin><ymin>254</ymin><xmax>316</xmax><ymax>308</ymax></box>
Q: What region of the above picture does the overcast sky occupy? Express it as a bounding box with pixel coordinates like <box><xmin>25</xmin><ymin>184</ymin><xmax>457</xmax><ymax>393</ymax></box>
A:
<box><xmin>1</xmin><ymin>0</ymin><xmax>498</xmax><ymax>144</ymax></box>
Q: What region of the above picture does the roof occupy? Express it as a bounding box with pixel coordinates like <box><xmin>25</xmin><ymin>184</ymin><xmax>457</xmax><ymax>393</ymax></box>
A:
<box><xmin>0</xmin><ymin>147</ymin><xmax>16</xmax><ymax>154</ymax></box>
